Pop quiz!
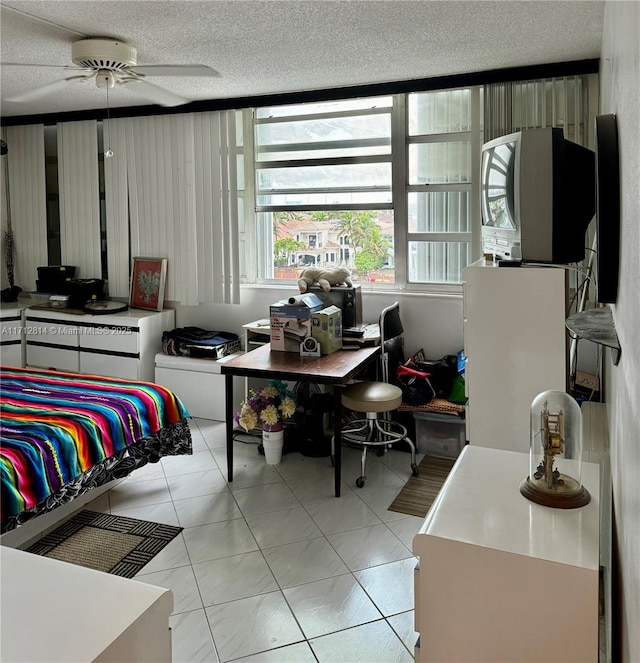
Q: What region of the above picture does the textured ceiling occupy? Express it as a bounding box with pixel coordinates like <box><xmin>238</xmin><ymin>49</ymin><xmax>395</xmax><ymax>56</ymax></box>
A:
<box><xmin>0</xmin><ymin>0</ymin><xmax>604</xmax><ymax>119</ymax></box>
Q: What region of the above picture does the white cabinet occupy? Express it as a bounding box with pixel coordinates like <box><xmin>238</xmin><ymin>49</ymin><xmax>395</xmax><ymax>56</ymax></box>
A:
<box><xmin>413</xmin><ymin>445</ymin><xmax>600</xmax><ymax>662</ymax></box>
<box><xmin>0</xmin><ymin>304</ymin><xmax>26</xmax><ymax>367</ymax></box>
<box><xmin>463</xmin><ymin>259</ymin><xmax>568</xmax><ymax>452</ymax></box>
<box><xmin>0</xmin><ymin>547</ymin><xmax>172</xmax><ymax>663</ymax></box>
<box><xmin>25</xmin><ymin>308</ymin><xmax>175</xmax><ymax>381</ymax></box>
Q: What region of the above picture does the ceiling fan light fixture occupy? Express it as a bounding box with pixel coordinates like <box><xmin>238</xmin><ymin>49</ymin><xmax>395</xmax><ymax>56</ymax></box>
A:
<box><xmin>96</xmin><ymin>70</ymin><xmax>116</xmax><ymax>88</ymax></box>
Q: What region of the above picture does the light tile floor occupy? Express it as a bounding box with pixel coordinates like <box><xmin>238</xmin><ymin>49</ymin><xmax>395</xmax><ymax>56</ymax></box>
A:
<box><xmin>86</xmin><ymin>418</ymin><xmax>425</xmax><ymax>663</ymax></box>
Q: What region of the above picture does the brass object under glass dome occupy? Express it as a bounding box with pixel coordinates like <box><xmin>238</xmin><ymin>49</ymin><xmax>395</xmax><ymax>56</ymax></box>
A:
<box><xmin>520</xmin><ymin>390</ymin><xmax>591</xmax><ymax>509</ymax></box>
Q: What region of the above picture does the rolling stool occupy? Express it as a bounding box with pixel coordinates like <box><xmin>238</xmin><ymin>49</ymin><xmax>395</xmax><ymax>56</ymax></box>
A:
<box><xmin>333</xmin><ymin>301</ymin><xmax>419</xmax><ymax>487</ymax></box>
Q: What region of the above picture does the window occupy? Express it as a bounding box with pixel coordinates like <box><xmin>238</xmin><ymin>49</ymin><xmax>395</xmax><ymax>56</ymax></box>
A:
<box><xmin>254</xmin><ymin>97</ymin><xmax>395</xmax><ymax>284</ymax></box>
<box><xmin>406</xmin><ymin>88</ymin><xmax>480</xmax><ymax>284</ymax></box>
<box><xmin>253</xmin><ymin>92</ymin><xmax>478</xmax><ymax>287</ymax></box>
<box><xmin>252</xmin><ymin>76</ymin><xmax>594</xmax><ymax>289</ymax></box>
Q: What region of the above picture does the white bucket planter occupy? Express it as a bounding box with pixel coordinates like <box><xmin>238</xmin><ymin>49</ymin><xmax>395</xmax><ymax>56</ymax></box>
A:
<box><xmin>262</xmin><ymin>428</ymin><xmax>284</xmax><ymax>465</ymax></box>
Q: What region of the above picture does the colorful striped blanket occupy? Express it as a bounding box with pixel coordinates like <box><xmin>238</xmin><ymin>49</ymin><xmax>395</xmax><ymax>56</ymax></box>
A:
<box><xmin>1</xmin><ymin>367</ymin><xmax>191</xmax><ymax>531</ymax></box>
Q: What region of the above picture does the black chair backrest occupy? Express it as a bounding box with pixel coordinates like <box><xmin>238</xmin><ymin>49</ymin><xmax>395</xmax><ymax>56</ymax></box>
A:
<box><xmin>380</xmin><ymin>302</ymin><xmax>403</xmax><ymax>344</ymax></box>
<box><xmin>379</xmin><ymin>302</ymin><xmax>404</xmax><ymax>383</ymax></box>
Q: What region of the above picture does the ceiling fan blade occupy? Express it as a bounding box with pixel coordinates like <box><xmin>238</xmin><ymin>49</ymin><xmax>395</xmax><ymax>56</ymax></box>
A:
<box><xmin>128</xmin><ymin>64</ymin><xmax>221</xmax><ymax>78</ymax></box>
<box><xmin>6</xmin><ymin>75</ymin><xmax>92</xmax><ymax>103</ymax></box>
<box><xmin>119</xmin><ymin>78</ymin><xmax>191</xmax><ymax>107</ymax></box>
<box><xmin>1</xmin><ymin>62</ymin><xmax>83</xmax><ymax>70</ymax></box>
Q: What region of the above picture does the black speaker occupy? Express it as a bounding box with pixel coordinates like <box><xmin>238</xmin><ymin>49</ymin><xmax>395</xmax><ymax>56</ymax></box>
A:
<box><xmin>306</xmin><ymin>285</ymin><xmax>362</xmax><ymax>327</ymax></box>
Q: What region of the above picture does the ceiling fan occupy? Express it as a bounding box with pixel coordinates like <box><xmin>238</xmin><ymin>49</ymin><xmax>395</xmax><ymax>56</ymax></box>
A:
<box><xmin>3</xmin><ymin>37</ymin><xmax>221</xmax><ymax>107</ymax></box>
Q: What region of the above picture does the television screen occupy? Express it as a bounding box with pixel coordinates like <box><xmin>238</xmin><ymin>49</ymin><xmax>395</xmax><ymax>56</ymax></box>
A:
<box><xmin>480</xmin><ymin>128</ymin><xmax>595</xmax><ymax>265</ymax></box>
<box><xmin>481</xmin><ymin>141</ymin><xmax>517</xmax><ymax>230</ymax></box>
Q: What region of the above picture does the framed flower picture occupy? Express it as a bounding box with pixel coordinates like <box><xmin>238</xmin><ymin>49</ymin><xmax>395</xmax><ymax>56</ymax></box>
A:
<box><xmin>129</xmin><ymin>257</ymin><xmax>167</xmax><ymax>311</ymax></box>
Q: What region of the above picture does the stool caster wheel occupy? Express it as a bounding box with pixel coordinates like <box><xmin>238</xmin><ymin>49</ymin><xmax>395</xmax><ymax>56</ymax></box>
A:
<box><xmin>411</xmin><ymin>464</ymin><xmax>419</xmax><ymax>477</ymax></box>
<box><xmin>376</xmin><ymin>448</ymin><xmax>386</xmax><ymax>457</ymax></box>
<box><xmin>355</xmin><ymin>476</ymin><xmax>365</xmax><ymax>488</ymax></box>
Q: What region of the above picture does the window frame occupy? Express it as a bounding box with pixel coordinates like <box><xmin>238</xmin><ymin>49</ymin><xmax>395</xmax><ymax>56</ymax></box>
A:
<box><xmin>251</xmin><ymin>90</ymin><xmax>483</xmax><ymax>292</ymax></box>
<box><xmin>402</xmin><ymin>87</ymin><xmax>483</xmax><ymax>291</ymax></box>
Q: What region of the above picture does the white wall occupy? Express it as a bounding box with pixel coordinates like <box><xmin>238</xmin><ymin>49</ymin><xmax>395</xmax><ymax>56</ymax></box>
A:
<box><xmin>172</xmin><ymin>286</ymin><xmax>465</xmax><ymax>360</ymax></box>
<box><xmin>599</xmin><ymin>2</ymin><xmax>640</xmax><ymax>660</ymax></box>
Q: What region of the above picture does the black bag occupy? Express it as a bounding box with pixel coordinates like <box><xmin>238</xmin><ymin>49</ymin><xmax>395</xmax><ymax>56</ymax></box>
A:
<box><xmin>162</xmin><ymin>327</ymin><xmax>241</xmax><ymax>359</ymax></box>
<box><xmin>415</xmin><ymin>354</ymin><xmax>459</xmax><ymax>399</ymax></box>
<box><xmin>396</xmin><ymin>363</ymin><xmax>436</xmax><ymax>406</ymax></box>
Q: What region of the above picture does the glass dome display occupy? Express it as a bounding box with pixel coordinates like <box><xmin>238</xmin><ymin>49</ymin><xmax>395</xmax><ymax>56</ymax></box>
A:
<box><xmin>520</xmin><ymin>390</ymin><xmax>591</xmax><ymax>508</ymax></box>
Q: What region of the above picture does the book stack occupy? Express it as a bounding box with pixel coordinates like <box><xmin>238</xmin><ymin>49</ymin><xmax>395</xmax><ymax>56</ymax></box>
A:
<box><xmin>342</xmin><ymin>323</ymin><xmax>380</xmax><ymax>348</ymax></box>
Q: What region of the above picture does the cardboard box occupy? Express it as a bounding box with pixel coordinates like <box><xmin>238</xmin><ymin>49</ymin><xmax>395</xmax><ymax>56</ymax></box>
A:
<box><xmin>270</xmin><ymin>293</ymin><xmax>324</xmax><ymax>352</ymax></box>
<box><xmin>311</xmin><ymin>305</ymin><xmax>343</xmax><ymax>355</ymax></box>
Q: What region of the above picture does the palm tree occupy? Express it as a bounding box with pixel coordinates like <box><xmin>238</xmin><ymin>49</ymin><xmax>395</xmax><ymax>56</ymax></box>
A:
<box><xmin>336</xmin><ymin>211</ymin><xmax>389</xmax><ymax>272</ymax></box>
<box><xmin>274</xmin><ymin>237</ymin><xmax>305</xmax><ymax>266</ymax></box>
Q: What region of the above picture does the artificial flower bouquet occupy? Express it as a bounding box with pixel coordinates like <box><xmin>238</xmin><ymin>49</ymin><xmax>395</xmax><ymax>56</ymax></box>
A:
<box><xmin>235</xmin><ymin>380</ymin><xmax>296</xmax><ymax>432</ymax></box>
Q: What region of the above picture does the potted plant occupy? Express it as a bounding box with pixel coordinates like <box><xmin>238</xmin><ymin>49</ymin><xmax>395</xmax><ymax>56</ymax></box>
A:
<box><xmin>235</xmin><ymin>380</ymin><xmax>296</xmax><ymax>464</ymax></box>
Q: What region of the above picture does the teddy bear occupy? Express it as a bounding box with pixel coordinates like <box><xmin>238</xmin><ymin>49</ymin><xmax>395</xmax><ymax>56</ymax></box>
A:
<box><xmin>297</xmin><ymin>266</ymin><xmax>353</xmax><ymax>293</ymax></box>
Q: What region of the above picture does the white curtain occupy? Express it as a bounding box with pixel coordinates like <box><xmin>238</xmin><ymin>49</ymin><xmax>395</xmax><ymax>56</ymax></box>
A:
<box><xmin>4</xmin><ymin>125</ymin><xmax>48</xmax><ymax>293</ymax></box>
<box><xmin>110</xmin><ymin>110</ymin><xmax>240</xmax><ymax>305</ymax></box>
<box><xmin>484</xmin><ymin>75</ymin><xmax>594</xmax><ymax>146</ymax></box>
<box><xmin>124</xmin><ymin>114</ymin><xmax>198</xmax><ymax>304</ymax></box>
<box><xmin>57</xmin><ymin>121</ymin><xmax>102</xmax><ymax>278</ymax></box>
<box><xmin>103</xmin><ymin>118</ymin><xmax>131</xmax><ymax>298</ymax></box>
<box><xmin>193</xmin><ymin>111</ymin><xmax>240</xmax><ymax>305</ymax></box>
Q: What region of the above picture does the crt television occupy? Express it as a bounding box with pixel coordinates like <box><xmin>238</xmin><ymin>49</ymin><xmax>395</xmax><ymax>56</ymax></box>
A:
<box><xmin>304</xmin><ymin>284</ymin><xmax>362</xmax><ymax>328</ymax></box>
<box><xmin>480</xmin><ymin>127</ymin><xmax>595</xmax><ymax>264</ymax></box>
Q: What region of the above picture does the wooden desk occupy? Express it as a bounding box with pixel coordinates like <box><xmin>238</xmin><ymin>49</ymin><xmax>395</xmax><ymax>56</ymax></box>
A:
<box><xmin>221</xmin><ymin>343</ymin><xmax>380</xmax><ymax>497</ymax></box>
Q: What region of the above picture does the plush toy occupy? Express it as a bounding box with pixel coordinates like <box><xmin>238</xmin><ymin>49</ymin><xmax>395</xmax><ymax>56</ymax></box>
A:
<box><xmin>297</xmin><ymin>267</ymin><xmax>353</xmax><ymax>293</ymax></box>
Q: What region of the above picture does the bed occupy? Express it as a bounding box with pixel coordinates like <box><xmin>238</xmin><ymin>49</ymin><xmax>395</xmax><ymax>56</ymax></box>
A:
<box><xmin>0</xmin><ymin>366</ymin><xmax>192</xmax><ymax>534</ymax></box>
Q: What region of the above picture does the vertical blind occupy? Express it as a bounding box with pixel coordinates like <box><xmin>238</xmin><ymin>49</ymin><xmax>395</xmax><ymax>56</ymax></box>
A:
<box><xmin>3</xmin><ymin>112</ymin><xmax>242</xmax><ymax>305</ymax></box>
<box><xmin>484</xmin><ymin>75</ymin><xmax>593</xmax><ymax>146</ymax></box>
<box><xmin>103</xmin><ymin>118</ymin><xmax>130</xmax><ymax>299</ymax></box>
<box><xmin>57</xmin><ymin>121</ymin><xmax>102</xmax><ymax>278</ymax></box>
<box><xmin>4</xmin><ymin>125</ymin><xmax>48</xmax><ymax>293</ymax></box>
<box><xmin>124</xmin><ymin>114</ymin><xmax>199</xmax><ymax>305</ymax></box>
<box><xmin>193</xmin><ymin>111</ymin><xmax>240</xmax><ymax>305</ymax></box>
<box><xmin>113</xmin><ymin>110</ymin><xmax>240</xmax><ymax>305</ymax></box>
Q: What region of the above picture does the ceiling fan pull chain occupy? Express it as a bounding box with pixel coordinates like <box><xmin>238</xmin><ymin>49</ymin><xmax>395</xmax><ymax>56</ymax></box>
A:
<box><xmin>104</xmin><ymin>84</ymin><xmax>113</xmax><ymax>159</ymax></box>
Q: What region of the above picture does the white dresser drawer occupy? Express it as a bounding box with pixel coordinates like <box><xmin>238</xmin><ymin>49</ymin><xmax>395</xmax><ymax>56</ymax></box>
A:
<box><xmin>1</xmin><ymin>315</ymin><xmax>23</xmax><ymax>340</ymax></box>
<box><xmin>26</xmin><ymin>321</ymin><xmax>79</xmax><ymax>348</ymax></box>
<box><xmin>79</xmin><ymin>324</ymin><xmax>139</xmax><ymax>354</ymax></box>
<box><xmin>27</xmin><ymin>345</ymin><xmax>79</xmax><ymax>372</ymax></box>
<box><xmin>1</xmin><ymin>313</ymin><xmax>24</xmax><ymax>367</ymax></box>
<box><xmin>80</xmin><ymin>352</ymin><xmax>140</xmax><ymax>381</ymax></box>
<box><xmin>0</xmin><ymin>343</ymin><xmax>23</xmax><ymax>366</ymax></box>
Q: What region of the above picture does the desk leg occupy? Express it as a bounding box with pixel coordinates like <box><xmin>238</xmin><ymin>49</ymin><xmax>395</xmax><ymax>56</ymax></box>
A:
<box><xmin>333</xmin><ymin>387</ymin><xmax>342</xmax><ymax>497</ymax></box>
<box><xmin>225</xmin><ymin>374</ymin><xmax>234</xmax><ymax>483</ymax></box>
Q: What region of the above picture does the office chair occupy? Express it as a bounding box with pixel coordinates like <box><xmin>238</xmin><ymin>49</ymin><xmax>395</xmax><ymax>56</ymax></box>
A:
<box><xmin>336</xmin><ymin>302</ymin><xmax>419</xmax><ymax>487</ymax></box>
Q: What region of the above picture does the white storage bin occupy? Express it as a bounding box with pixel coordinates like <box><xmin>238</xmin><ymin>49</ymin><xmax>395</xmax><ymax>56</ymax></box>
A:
<box><xmin>413</xmin><ymin>411</ymin><xmax>466</xmax><ymax>458</ymax></box>
<box><xmin>154</xmin><ymin>353</ymin><xmax>243</xmax><ymax>421</ymax></box>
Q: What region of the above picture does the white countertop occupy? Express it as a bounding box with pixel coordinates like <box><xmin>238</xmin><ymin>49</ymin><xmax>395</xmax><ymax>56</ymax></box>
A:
<box><xmin>24</xmin><ymin>306</ymin><xmax>173</xmax><ymax>326</ymax></box>
<box><xmin>419</xmin><ymin>445</ymin><xmax>600</xmax><ymax>570</ymax></box>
